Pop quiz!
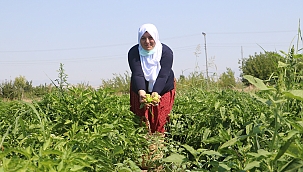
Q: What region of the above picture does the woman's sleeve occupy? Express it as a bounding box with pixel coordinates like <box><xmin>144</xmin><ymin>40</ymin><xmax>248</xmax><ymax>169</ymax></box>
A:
<box><xmin>128</xmin><ymin>46</ymin><xmax>146</xmax><ymax>93</ymax></box>
<box><xmin>152</xmin><ymin>45</ymin><xmax>173</xmax><ymax>94</ymax></box>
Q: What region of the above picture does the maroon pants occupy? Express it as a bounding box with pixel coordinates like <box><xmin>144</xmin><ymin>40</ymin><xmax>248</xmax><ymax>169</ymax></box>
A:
<box><xmin>130</xmin><ymin>86</ymin><xmax>176</xmax><ymax>133</ymax></box>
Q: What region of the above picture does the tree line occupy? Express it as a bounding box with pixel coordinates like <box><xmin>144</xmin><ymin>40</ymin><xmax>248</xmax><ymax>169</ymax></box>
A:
<box><xmin>1</xmin><ymin>50</ymin><xmax>299</xmax><ymax>100</ymax></box>
<box><xmin>0</xmin><ymin>76</ymin><xmax>53</xmax><ymax>100</ymax></box>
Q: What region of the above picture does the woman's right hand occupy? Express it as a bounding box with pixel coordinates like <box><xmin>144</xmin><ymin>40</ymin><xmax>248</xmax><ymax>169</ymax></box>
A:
<box><xmin>138</xmin><ymin>90</ymin><xmax>146</xmax><ymax>103</ymax></box>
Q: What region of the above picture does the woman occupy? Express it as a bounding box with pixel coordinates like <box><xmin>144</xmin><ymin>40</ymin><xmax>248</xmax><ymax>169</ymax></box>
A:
<box><xmin>128</xmin><ymin>23</ymin><xmax>176</xmax><ymax>134</ymax></box>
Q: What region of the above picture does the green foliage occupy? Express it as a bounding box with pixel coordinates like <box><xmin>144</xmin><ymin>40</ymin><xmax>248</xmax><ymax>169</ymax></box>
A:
<box><xmin>0</xmin><ymin>79</ymin><xmax>14</xmax><ymax>100</ymax></box>
<box><xmin>240</xmin><ymin>51</ymin><xmax>285</xmax><ymax>85</ymax></box>
<box><xmin>1</xmin><ymin>47</ymin><xmax>303</xmax><ymax>171</ymax></box>
<box><xmin>239</xmin><ymin>46</ymin><xmax>303</xmax><ymax>171</ymax></box>
<box><xmin>176</xmin><ymin>71</ymin><xmax>221</xmax><ymax>94</ymax></box>
<box><xmin>0</xmin><ymin>77</ymin><xmax>52</xmax><ymax>100</ymax></box>
<box><xmin>0</xmin><ymin>64</ymin><xmax>70</xmax><ymax>100</ymax></box>
<box><xmin>163</xmin><ymin>45</ymin><xmax>303</xmax><ymax>171</ymax></box>
<box><xmin>56</xmin><ymin>63</ymin><xmax>69</xmax><ymax>90</ymax></box>
<box><xmin>218</xmin><ymin>68</ymin><xmax>236</xmax><ymax>89</ymax></box>
<box><xmin>166</xmin><ymin>89</ymin><xmax>274</xmax><ymax>170</ymax></box>
<box><xmin>0</xmin><ymin>87</ymin><xmax>148</xmax><ymax>171</ymax></box>
<box><xmin>100</xmin><ymin>72</ymin><xmax>131</xmax><ymax>94</ymax></box>
<box><xmin>31</xmin><ymin>83</ymin><xmax>53</xmax><ymax>97</ymax></box>
<box><xmin>0</xmin><ymin>76</ymin><xmax>33</xmax><ymax>100</ymax></box>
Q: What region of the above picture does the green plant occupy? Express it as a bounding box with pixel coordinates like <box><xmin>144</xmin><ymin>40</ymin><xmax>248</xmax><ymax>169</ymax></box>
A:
<box><xmin>240</xmin><ymin>51</ymin><xmax>285</xmax><ymax>86</ymax></box>
<box><xmin>218</xmin><ymin>68</ymin><xmax>236</xmax><ymax>89</ymax></box>
<box><xmin>100</xmin><ymin>72</ymin><xmax>131</xmax><ymax>94</ymax></box>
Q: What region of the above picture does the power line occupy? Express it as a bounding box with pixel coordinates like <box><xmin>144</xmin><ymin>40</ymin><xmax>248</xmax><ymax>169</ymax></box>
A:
<box><xmin>0</xmin><ymin>42</ymin><xmax>291</xmax><ymax>54</ymax></box>
<box><xmin>0</xmin><ymin>30</ymin><xmax>296</xmax><ymax>53</ymax></box>
<box><xmin>0</xmin><ymin>41</ymin><xmax>293</xmax><ymax>65</ymax></box>
<box><xmin>0</xmin><ymin>43</ymin><xmax>133</xmax><ymax>53</ymax></box>
<box><xmin>0</xmin><ymin>45</ymin><xmax>200</xmax><ymax>64</ymax></box>
<box><xmin>0</xmin><ymin>54</ymin><xmax>126</xmax><ymax>64</ymax></box>
<box><xmin>207</xmin><ymin>30</ymin><xmax>297</xmax><ymax>34</ymax></box>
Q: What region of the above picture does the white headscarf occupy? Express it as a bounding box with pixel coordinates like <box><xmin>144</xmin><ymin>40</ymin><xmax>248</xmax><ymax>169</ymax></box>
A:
<box><xmin>138</xmin><ymin>24</ymin><xmax>163</xmax><ymax>92</ymax></box>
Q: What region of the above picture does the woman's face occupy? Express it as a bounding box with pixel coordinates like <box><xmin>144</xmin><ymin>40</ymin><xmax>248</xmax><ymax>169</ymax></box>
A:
<box><xmin>140</xmin><ymin>31</ymin><xmax>156</xmax><ymax>51</ymax></box>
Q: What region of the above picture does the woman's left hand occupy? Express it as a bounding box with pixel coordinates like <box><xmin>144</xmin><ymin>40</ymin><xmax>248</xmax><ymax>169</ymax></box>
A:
<box><xmin>151</xmin><ymin>92</ymin><xmax>161</xmax><ymax>99</ymax></box>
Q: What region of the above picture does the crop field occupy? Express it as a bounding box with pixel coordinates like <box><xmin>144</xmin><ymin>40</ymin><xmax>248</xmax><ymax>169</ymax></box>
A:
<box><xmin>1</xmin><ymin>49</ymin><xmax>303</xmax><ymax>171</ymax></box>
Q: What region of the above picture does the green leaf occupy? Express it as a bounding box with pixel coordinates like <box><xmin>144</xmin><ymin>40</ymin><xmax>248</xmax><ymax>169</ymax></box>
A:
<box><xmin>2</xmin><ymin>157</ymin><xmax>11</xmax><ymax>169</ymax></box>
<box><xmin>11</xmin><ymin>148</ymin><xmax>31</xmax><ymax>159</ymax></box>
<box><xmin>203</xmin><ymin>136</ymin><xmax>223</xmax><ymax>144</ymax></box>
<box><xmin>127</xmin><ymin>160</ymin><xmax>141</xmax><ymax>171</ymax></box>
<box><xmin>280</xmin><ymin>159</ymin><xmax>303</xmax><ymax>172</ymax></box>
<box><xmin>18</xmin><ymin>117</ymin><xmax>26</xmax><ymax>138</ymax></box>
<box><xmin>163</xmin><ymin>153</ymin><xmax>187</xmax><ymax>164</ymax></box>
<box><xmin>274</xmin><ymin>137</ymin><xmax>294</xmax><ymax>161</ymax></box>
<box><xmin>113</xmin><ymin>146</ymin><xmax>124</xmax><ymax>155</ymax></box>
<box><xmin>253</xmin><ymin>126</ymin><xmax>262</xmax><ymax>134</ymax></box>
<box><xmin>64</xmin><ymin>120</ymin><xmax>73</xmax><ymax>124</ymax></box>
<box><xmin>257</xmin><ymin>149</ymin><xmax>272</xmax><ymax>157</ymax></box>
<box><xmin>278</xmin><ymin>61</ymin><xmax>289</xmax><ymax>68</ymax></box>
<box><xmin>0</xmin><ymin>149</ymin><xmax>10</xmax><ymax>159</ymax></box>
<box><xmin>214</xmin><ymin>101</ymin><xmax>220</xmax><ymax>110</ymax></box>
<box><xmin>73</xmin><ymin>158</ymin><xmax>92</xmax><ymax>169</ymax></box>
<box><xmin>201</xmin><ymin>150</ymin><xmax>222</xmax><ymax>156</ymax></box>
<box><xmin>284</xmin><ymin>130</ymin><xmax>299</xmax><ymax>140</ymax></box>
<box><xmin>0</xmin><ymin>125</ymin><xmax>12</xmax><ymax>149</ymax></box>
<box><xmin>70</xmin><ymin>165</ymin><xmax>84</xmax><ymax>171</ymax></box>
<box><xmin>283</xmin><ymin>90</ymin><xmax>303</xmax><ymax>101</ymax></box>
<box><xmin>244</xmin><ymin>161</ymin><xmax>260</xmax><ymax>170</ymax></box>
<box><xmin>58</xmin><ymin>160</ymin><xmax>64</xmax><ymax>171</ymax></box>
<box><xmin>202</xmin><ymin>128</ymin><xmax>211</xmax><ymax>140</ymax></box>
<box><xmin>286</xmin><ymin>143</ymin><xmax>302</xmax><ymax>159</ymax></box>
<box><xmin>250</xmin><ymin>93</ymin><xmax>271</xmax><ymax>105</ymax></box>
<box><xmin>41</xmin><ymin>149</ymin><xmax>63</xmax><ymax>156</ymax></box>
<box><xmin>118</xmin><ymin>168</ymin><xmax>132</xmax><ymax>172</ymax></box>
<box><xmin>247</xmin><ymin>149</ymin><xmax>272</xmax><ymax>158</ymax></box>
<box><xmin>139</xmin><ymin>103</ymin><xmax>144</xmax><ymax>109</ymax></box>
<box><xmin>220</xmin><ymin>107</ymin><xmax>226</xmax><ymax>121</ymax></box>
<box><xmin>218</xmin><ymin>162</ymin><xmax>231</xmax><ymax>172</ymax></box>
<box><xmin>39</xmin><ymin>159</ymin><xmax>58</xmax><ymax>166</ymax></box>
<box><xmin>182</xmin><ymin>144</ymin><xmax>198</xmax><ymax>158</ymax></box>
<box><xmin>219</xmin><ymin>137</ymin><xmax>238</xmax><ymax>149</ymax></box>
<box><xmin>24</xmin><ymin>146</ymin><xmax>32</xmax><ymax>155</ymax></box>
<box><xmin>243</xmin><ymin>75</ymin><xmax>275</xmax><ymax>91</ymax></box>
<box><xmin>247</xmin><ymin>152</ymin><xmax>259</xmax><ymax>157</ymax></box>
<box><xmin>290</xmin><ymin>121</ymin><xmax>303</xmax><ymax>133</ymax></box>
<box><xmin>43</xmin><ymin>138</ymin><xmax>51</xmax><ymax>150</ymax></box>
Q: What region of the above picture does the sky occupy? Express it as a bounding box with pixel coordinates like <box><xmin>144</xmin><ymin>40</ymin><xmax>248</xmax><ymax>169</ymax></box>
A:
<box><xmin>1</xmin><ymin>1</ymin><xmax>302</xmax><ymax>87</ymax></box>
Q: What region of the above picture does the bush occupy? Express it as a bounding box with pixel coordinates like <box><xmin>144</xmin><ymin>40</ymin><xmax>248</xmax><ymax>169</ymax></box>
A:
<box><xmin>240</xmin><ymin>51</ymin><xmax>285</xmax><ymax>85</ymax></box>
<box><xmin>218</xmin><ymin>68</ymin><xmax>236</xmax><ymax>89</ymax></box>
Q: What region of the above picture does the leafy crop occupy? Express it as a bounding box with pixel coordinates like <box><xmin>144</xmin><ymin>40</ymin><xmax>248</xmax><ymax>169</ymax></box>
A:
<box><xmin>0</xmin><ymin>87</ymin><xmax>149</xmax><ymax>171</ymax></box>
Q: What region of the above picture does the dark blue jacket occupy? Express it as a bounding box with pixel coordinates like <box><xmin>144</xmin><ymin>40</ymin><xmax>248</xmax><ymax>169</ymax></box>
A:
<box><xmin>128</xmin><ymin>43</ymin><xmax>175</xmax><ymax>95</ymax></box>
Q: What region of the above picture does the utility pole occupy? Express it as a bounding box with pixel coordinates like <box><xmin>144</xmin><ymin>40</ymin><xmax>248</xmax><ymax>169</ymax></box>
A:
<box><xmin>202</xmin><ymin>32</ymin><xmax>209</xmax><ymax>80</ymax></box>
<box><xmin>241</xmin><ymin>46</ymin><xmax>243</xmax><ymax>59</ymax></box>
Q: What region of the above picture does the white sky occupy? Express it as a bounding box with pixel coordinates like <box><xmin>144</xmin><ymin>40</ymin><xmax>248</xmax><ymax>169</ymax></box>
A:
<box><xmin>1</xmin><ymin>1</ymin><xmax>302</xmax><ymax>86</ymax></box>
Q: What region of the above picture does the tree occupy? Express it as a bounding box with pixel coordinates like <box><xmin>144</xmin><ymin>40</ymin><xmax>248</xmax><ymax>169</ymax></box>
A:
<box><xmin>218</xmin><ymin>68</ymin><xmax>236</xmax><ymax>89</ymax></box>
<box><xmin>0</xmin><ymin>80</ymin><xmax>14</xmax><ymax>99</ymax></box>
<box><xmin>0</xmin><ymin>76</ymin><xmax>35</xmax><ymax>100</ymax></box>
<box><xmin>239</xmin><ymin>51</ymin><xmax>285</xmax><ymax>85</ymax></box>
